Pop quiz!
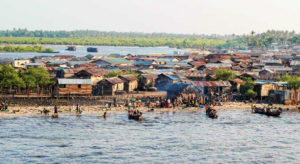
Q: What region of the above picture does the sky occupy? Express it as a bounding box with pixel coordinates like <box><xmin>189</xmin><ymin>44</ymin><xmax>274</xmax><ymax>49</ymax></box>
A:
<box><xmin>0</xmin><ymin>0</ymin><xmax>299</xmax><ymax>35</ymax></box>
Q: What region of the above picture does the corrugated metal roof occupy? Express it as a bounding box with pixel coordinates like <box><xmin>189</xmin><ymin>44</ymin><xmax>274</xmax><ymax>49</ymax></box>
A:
<box><xmin>47</xmin><ymin>61</ymin><xmax>67</xmax><ymax>64</ymax></box>
<box><xmin>63</xmin><ymin>69</ymin><xmax>82</xmax><ymax>74</ymax></box>
<box><xmin>58</xmin><ymin>79</ymin><xmax>92</xmax><ymax>84</ymax></box>
<box><xmin>134</xmin><ymin>60</ymin><xmax>153</xmax><ymax>66</ymax></box>
<box><xmin>26</xmin><ymin>63</ymin><xmax>45</xmax><ymax>66</ymax></box>
<box><xmin>141</xmin><ymin>74</ymin><xmax>158</xmax><ymax>79</ymax></box>
<box><xmin>102</xmin><ymin>58</ymin><xmax>132</xmax><ymax>64</ymax></box>
<box><xmin>290</xmin><ymin>61</ymin><xmax>300</xmax><ymax>66</ymax></box>
<box><xmin>206</xmin><ymin>63</ymin><xmax>231</xmax><ymax>68</ymax></box>
<box><xmin>105</xmin><ymin>77</ymin><xmax>124</xmax><ymax>84</ymax></box>
<box><xmin>68</xmin><ymin>61</ymin><xmax>89</xmax><ymax>65</ymax></box>
<box><xmin>165</xmin><ymin>74</ymin><xmax>178</xmax><ymax>81</ymax></box>
<box><xmin>193</xmin><ymin>81</ymin><xmax>231</xmax><ymax>87</ymax></box>
<box><xmin>119</xmin><ymin>75</ymin><xmax>137</xmax><ymax>81</ymax></box>
<box><xmin>260</xmin><ymin>60</ymin><xmax>281</xmax><ymax>64</ymax></box>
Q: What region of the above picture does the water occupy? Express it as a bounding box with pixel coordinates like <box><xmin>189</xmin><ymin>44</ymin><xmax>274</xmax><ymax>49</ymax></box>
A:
<box><xmin>0</xmin><ymin>110</ymin><xmax>299</xmax><ymax>163</ymax></box>
<box><xmin>0</xmin><ymin>45</ymin><xmax>187</xmax><ymax>59</ymax></box>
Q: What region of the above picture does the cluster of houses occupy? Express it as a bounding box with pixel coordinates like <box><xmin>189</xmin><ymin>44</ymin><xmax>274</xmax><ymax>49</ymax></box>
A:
<box><xmin>2</xmin><ymin>48</ymin><xmax>300</xmax><ymax>105</ymax></box>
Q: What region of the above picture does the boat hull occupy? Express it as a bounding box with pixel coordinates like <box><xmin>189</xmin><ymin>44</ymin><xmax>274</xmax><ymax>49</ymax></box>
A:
<box><xmin>253</xmin><ymin>107</ymin><xmax>282</xmax><ymax>117</ymax></box>
<box><xmin>206</xmin><ymin>109</ymin><xmax>218</xmax><ymax>119</ymax></box>
<box><xmin>52</xmin><ymin>113</ymin><xmax>59</xmax><ymax>118</ymax></box>
<box><xmin>128</xmin><ymin>115</ymin><xmax>142</xmax><ymax>121</ymax></box>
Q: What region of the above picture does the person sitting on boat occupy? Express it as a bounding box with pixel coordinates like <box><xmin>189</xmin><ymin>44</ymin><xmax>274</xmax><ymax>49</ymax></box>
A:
<box><xmin>54</xmin><ymin>105</ymin><xmax>58</xmax><ymax>114</ymax></box>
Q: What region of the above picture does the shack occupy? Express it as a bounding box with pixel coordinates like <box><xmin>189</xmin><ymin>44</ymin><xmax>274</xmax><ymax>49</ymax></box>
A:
<box><xmin>118</xmin><ymin>75</ymin><xmax>138</xmax><ymax>93</ymax></box>
<box><xmin>56</xmin><ymin>79</ymin><xmax>92</xmax><ymax>96</ymax></box>
<box><xmin>56</xmin><ymin>68</ymin><xmax>81</xmax><ymax>78</ymax></box>
<box><xmin>156</xmin><ymin>74</ymin><xmax>179</xmax><ymax>91</ymax></box>
<box><xmin>139</xmin><ymin>74</ymin><xmax>158</xmax><ymax>90</ymax></box>
<box><xmin>193</xmin><ymin>81</ymin><xmax>232</xmax><ymax>96</ymax></box>
<box><xmin>75</xmin><ymin>69</ymin><xmax>110</xmax><ymax>85</ymax></box>
<box><xmin>95</xmin><ymin>77</ymin><xmax>124</xmax><ymax>95</ymax></box>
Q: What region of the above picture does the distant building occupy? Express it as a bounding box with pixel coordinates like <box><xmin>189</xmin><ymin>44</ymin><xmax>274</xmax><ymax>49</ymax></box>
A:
<box><xmin>92</xmin><ymin>58</ymin><xmax>133</xmax><ymax>67</ymax></box>
<box><xmin>25</xmin><ymin>63</ymin><xmax>45</xmax><ymax>68</ymax></box>
<box><xmin>13</xmin><ymin>59</ymin><xmax>31</xmax><ymax>68</ymax></box>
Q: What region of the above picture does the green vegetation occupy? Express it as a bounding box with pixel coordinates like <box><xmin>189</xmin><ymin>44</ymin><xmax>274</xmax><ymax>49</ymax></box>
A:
<box><xmin>276</xmin><ymin>74</ymin><xmax>300</xmax><ymax>90</ymax></box>
<box><xmin>22</xmin><ymin>67</ymin><xmax>55</xmax><ymax>92</ymax></box>
<box><xmin>215</xmin><ymin>69</ymin><xmax>236</xmax><ymax>81</ymax></box>
<box><xmin>0</xmin><ymin>37</ymin><xmax>226</xmax><ymax>49</ymax></box>
<box><xmin>232</xmin><ymin>30</ymin><xmax>300</xmax><ymax>48</ymax></box>
<box><xmin>245</xmin><ymin>89</ymin><xmax>257</xmax><ymax>99</ymax></box>
<box><xmin>0</xmin><ymin>65</ymin><xmax>54</xmax><ymax>94</ymax></box>
<box><xmin>0</xmin><ymin>45</ymin><xmax>55</xmax><ymax>53</ymax></box>
<box><xmin>0</xmin><ymin>29</ymin><xmax>230</xmax><ymax>39</ymax></box>
<box><xmin>240</xmin><ymin>77</ymin><xmax>257</xmax><ymax>100</ymax></box>
<box><xmin>104</xmin><ymin>70</ymin><xmax>139</xmax><ymax>78</ymax></box>
<box><xmin>0</xmin><ymin>65</ymin><xmax>25</xmax><ymax>91</ymax></box>
<box><xmin>1</xmin><ymin>29</ymin><xmax>300</xmax><ymax>48</ymax></box>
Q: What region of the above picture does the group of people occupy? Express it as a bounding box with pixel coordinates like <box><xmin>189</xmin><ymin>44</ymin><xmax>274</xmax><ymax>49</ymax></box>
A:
<box><xmin>128</xmin><ymin>109</ymin><xmax>142</xmax><ymax>117</ymax></box>
<box><xmin>52</xmin><ymin>104</ymin><xmax>82</xmax><ymax>115</ymax></box>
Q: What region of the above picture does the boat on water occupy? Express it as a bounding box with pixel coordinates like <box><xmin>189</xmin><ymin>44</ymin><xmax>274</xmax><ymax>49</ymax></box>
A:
<box><xmin>76</xmin><ymin>111</ymin><xmax>83</xmax><ymax>117</ymax></box>
<box><xmin>206</xmin><ymin>108</ymin><xmax>218</xmax><ymax>119</ymax></box>
<box><xmin>52</xmin><ymin>113</ymin><xmax>59</xmax><ymax>118</ymax></box>
<box><xmin>128</xmin><ymin>114</ymin><xmax>142</xmax><ymax>121</ymax></box>
<box><xmin>252</xmin><ymin>106</ymin><xmax>282</xmax><ymax>117</ymax></box>
<box><xmin>87</xmin><ymin>47</ymin><xmax>98</xmax><ymax>52</ymax></box>
<box><xmin>128</xmin><ymin>110</ymin><xmax>142</xmax><ymax>121</ymax></box>
<box><xmin>66</xmin><ymin>46</ymin><xmax>76</xmax><ymax>51</ymax></box>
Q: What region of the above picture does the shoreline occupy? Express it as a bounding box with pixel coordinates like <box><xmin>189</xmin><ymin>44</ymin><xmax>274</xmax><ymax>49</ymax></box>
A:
<box><xmin>0</xmin><ymin>102</ymin><xmax>298</xmax><ymax>118</ymax></box>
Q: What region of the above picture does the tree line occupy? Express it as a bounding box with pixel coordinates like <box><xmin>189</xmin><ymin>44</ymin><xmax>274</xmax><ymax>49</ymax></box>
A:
<box><xmin>0</xmin><ymin>65</ymin><xmax>54</xmax><ymax>95</ymax></box>
<box><xmin>0</xmin><ymin>45</ymin><xmax>55</xmax><ymax>53</ymax></box>
<box><xmin>0</xmin><ymin>37</ymin><xmax>226</xmax><ymax>49</ymax></box>
<box><xmin>0</xmin><ymin>28</ymin><xmax>233</xmax><ymax>39</ymax></box>
<box><xmin>0</xmin><ymin>29</ymin><xmax>300</xmax><ymax>48</ymax></box>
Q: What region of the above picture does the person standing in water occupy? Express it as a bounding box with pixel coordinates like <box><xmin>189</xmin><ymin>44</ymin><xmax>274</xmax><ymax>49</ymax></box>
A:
<box><xmin>54</xmin><ymin>105</ymin><xmax>58</xmax><ymax>114</ymax></box>
<box><xmin>103</xmin><ymin>111</ymin><xmax>107</xmax><ymax>118</ymax></box>
<box><xmin>76</xmin><ymin>104</ymin><xmax>81</xmax><ymax>113</ymax></box>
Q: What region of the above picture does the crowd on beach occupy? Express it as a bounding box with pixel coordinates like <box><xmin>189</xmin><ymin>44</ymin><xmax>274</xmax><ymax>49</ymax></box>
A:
<box><xmin>105</xmin><ymin>94</ymin><xmax>227</xmax><ymax>111</ymax></box>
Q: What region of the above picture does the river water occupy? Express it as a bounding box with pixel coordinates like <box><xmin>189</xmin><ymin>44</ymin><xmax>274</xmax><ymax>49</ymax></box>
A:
<box><xmin>0</xmin><ymin>46</ymin><xmax>187</xmax><ymax>59</ymax></box>
<box><xmin>0</xmin><ymin>110</ymin><xmax>299</xmax><ymax>163</ymax></box>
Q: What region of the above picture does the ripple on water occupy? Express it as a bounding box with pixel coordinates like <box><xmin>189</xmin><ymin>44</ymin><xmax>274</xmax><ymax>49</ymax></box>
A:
<box><xmin>0</xmin><ymin>111</ymin><xmax>299</xmax><ymax>163</ymax></box>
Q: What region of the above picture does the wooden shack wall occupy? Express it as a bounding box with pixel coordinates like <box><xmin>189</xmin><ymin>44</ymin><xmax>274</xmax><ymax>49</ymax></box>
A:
<box><xmin>128</xmin><ymin>80</ymin><xmax>138</xmax><ymax>92</ymax></box>
<box><xmin>58</xmin><ymin>84</ymin><xmax>92</xmax><ymax>95</ymax></box>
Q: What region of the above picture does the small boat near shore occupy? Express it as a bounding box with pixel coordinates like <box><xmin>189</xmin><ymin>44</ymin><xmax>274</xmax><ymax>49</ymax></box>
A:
<box><xmin>128</xmin><ymin>114</ymin><xmax>142</xmax><ymax>121</ymax></box>
<box><xmin>128</xmin><ymin>110</ymin><xmax>143</xmax><ymax>121</ymax></box>
<box><xmin>206</xmin><ymin>108</ymin><xmax>218</xmax><ymax>119</ymax></box>
<box><xmin>252</xmin><ymin>106</ymin><xmax>282</xmax><ymax>117</ymax></box>
<box><xmin>76</xmin><ymin>112</ymin><xmax>83</xmax><ymax>117</ymax></box>
<box><xmin>52</xmin><ymin>113</ymin><xmax>59</xmax><ymax>118</ymax></box>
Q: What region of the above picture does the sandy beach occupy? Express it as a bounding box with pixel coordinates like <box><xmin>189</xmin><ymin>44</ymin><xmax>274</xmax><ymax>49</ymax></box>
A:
<box><xmin>0</xmin><ymin>102</ymin><xmax>298</xmax><ymax>118</ymax></box>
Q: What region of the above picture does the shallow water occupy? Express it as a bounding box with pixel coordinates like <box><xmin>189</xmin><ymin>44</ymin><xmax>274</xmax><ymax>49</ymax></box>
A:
<box><xmin>0</xmin><ymin>110</ymin><xmax>299</xmax><ymax>163</ymax></box>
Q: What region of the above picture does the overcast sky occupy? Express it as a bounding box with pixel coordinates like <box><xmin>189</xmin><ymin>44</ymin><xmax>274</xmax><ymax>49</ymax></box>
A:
<box><xmin>0</xmin><ymin>0</ymin><xmax>299</xmax><ymax>35</ymax></box>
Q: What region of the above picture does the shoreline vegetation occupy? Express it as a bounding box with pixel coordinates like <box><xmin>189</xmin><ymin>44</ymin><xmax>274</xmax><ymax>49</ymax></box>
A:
<box><xmin>0</xmin><ymin>102</ymin><xmax>297</xmax><ymax>118</ymax></box>
<box><xmin>0</xmin><ymin>45</ymin><xmax>55</xmax><ymax>53</ymax></box>
<box><xmin>0</xmin><ymin>29</ymin><xmax>300</xmax><ymax>48</ymax></box>
<box><xmin>0</xmin><ymin>37</ymin><xmax>227</xmax><ymax>49</ymax></box>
